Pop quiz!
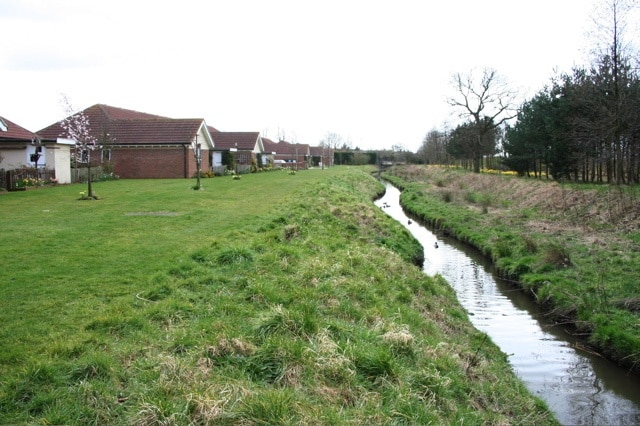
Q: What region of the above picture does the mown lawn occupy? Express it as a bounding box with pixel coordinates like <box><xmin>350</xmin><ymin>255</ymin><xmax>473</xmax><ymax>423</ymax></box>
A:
<box><xmin>0</xmin><ymin>167</ymin><xmax>555</xmax><ymax>424</ymax></box>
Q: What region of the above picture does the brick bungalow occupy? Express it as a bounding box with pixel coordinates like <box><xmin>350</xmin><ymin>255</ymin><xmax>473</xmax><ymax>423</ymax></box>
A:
<box><xmin>309</xmin><ymin>145</ymin><xmax>334</xmax><ymax>168</ymax></box>
<box><xmin>261</xmin><ymin>137</ymin><xmax>278</xmax><ymax>166</ymax></box>
<box><xmin>38</xmin><ymin>104</ymin><xmax>214</xmax><ymax>179</ymax></box>
<box><xmin>0</xmin><ymin>115</ymin><xmax>73</xmax><ymax>187</ymax></box>
<box><xmin>208</xmin><ymin>129</ymin><xmax>266</xmax><ymax>173</ymax></box>
<box><xmin>269</xmin><ymin>140</ymin><xmax>310</xmax><ymax>169</ymax></box>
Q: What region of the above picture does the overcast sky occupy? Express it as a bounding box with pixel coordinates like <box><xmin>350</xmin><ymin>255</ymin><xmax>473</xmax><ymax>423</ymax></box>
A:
<box><xmin>1</xmin><ymin>0</ymin><xmax>602</xmax><ymax>151</ymax></box>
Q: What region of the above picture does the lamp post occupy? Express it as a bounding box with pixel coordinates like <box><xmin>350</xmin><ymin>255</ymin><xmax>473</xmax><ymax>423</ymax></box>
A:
<box><xmin>195</xmin><ymin>141</ymin><xmax>202</xmax><ymax>190</ymax></box>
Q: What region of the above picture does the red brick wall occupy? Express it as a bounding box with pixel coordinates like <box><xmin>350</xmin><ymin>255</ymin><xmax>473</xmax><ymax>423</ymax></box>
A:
<box><xmin>112</xmin><ymin>146</ymin><xmax>190</xmax><ymax>178</ymax></box>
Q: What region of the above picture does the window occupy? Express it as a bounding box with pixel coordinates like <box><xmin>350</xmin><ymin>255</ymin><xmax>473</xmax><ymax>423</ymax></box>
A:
<box><xmin>102</xmin><ymin>149</ymin><xmax>111</xmax><ymax>162</ymax></box>
<box><xmin>0</xmin><ymin>118</ymin><xmax>7</xmax><ymax>132</ymax></box>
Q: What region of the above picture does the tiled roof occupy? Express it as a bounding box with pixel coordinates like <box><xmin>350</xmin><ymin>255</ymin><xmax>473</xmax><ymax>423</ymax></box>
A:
<box><xmin>109</xmin><ymin>119</ymin><xmax>206</xmax><ymax>144</ymax></box>
<box><xmin>95</xmin><ymin>104</ymin><xmax>167</xmax><ymax>121</ymax></box>
<box><xmin>212</xmin><ymin>132</ymin><xmax>260</xmax><ymax>150</ymax></box>
<box><xmin>262</xmin><ymin>137</ymin><xmax>278</xmax><ymax>153</ymax></box>
<box><xmin>37</xmin><ymin>104</ymin><xmax>206</xmax><ymax>145</ymax></box>
<box><xmin>309</xmin><ymin>145</ymin><xmax>332</xmax><ymax>156</ymax></box>
<box><xmin>274</xmin><ymin>141</ymin><xmax>310</xmax><ymax>155</ymax></box>
<box><xmin>0</xmin><ymin>115</ymin><xmax>39</xmax><ymax>141</ymax></box>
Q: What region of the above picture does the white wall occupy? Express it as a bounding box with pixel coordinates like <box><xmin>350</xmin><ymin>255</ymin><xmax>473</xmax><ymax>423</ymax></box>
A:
<box><xmin>0</xmin><ymin>148</ymin><xmax>27</xmax><ymax>169</ymax></box>
<box><xmin>46</xmin><ymin>143</ymin><xmax>72</xmax><ymax>184</ymax></box>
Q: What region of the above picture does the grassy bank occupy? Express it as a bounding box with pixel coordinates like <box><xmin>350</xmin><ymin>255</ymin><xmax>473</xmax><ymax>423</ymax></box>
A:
<box><xmin>384</xmin><ymin>165</ymin><xmax>640</xmax><ymax>373</ymax></box>
<box><xmin>0</xmin><ymin>167</ymin><xmax>554</xmax><ymax>424</ymax></box>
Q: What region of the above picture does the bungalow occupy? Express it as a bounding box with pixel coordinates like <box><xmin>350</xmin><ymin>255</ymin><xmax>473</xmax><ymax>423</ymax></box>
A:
<box><xmin>37</xmin><ymin>104</ymin><xmax>215</xmax><ymax>179</ymax></box>
<box><xmin>272</xmin><ymin>140</ymin><xmax>310</xmax><ymax>170</ymax></box>
<box><xmin>208</xmin><ymin>129</ymin><xmax>265</xmax><ymax>173</ymax></box>
<box><xmin>0</xmin><ymin>115</ymin><xmax>73</xmax><ymax>188</ymax></box>
<box><xmin>309</xmin><ymin>145</ymin><xmax>334</xmax><ymax>168</ymax></box>
<box><xmin>261</xmin><ymin>137</ymin><xmax>278</xmax><ymax>166</ymax></box>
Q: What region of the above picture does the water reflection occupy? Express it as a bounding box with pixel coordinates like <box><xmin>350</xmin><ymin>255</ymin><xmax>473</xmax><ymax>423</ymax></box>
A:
<box><xmin>376</xmin><ymin>182</ymin><xmax>640</xmax><ymax>426</ymax></box>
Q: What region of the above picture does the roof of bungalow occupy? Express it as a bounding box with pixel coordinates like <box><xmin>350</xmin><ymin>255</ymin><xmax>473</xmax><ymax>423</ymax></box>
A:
<box><xmin>211</xmin><ymin>131</ymin><xmax>262</xmax><ymax>151</ymax></box>
<box><xmin>274</xmin><ymin>141</ymin><xmax>310</xmax><ymax>155</ymax></box>
<box><xmin>0</xmin><ymin>115</ymin><xmax>40</xmax><ymax>142</ymax></box>
<box><xmin>107</xmin><ymin>119</ymin><xmax>211</xmax><ymax>145</ymax></box>
<box><xmin>38</xmin><ymin>104</ymin><xmax>213</xmax><ymax>148</ymax></box>
<box><xmin>309</xmin><ymin>145</ymin><xmax>332</xmax><ymax>156</ymax></box>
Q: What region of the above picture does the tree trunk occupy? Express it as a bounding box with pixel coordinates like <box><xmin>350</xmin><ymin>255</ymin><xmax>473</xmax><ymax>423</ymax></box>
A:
<box><xmin>87</xmin><ymin>162</ymin><xmax>93</xmax><ymax>198</ymax></box>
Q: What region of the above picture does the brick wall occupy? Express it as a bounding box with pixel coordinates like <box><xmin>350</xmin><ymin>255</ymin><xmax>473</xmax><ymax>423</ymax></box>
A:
<box><xmin>112</xmin><ymin>146</ymin><xmax>192</xmax><ymax>179</ymax></box>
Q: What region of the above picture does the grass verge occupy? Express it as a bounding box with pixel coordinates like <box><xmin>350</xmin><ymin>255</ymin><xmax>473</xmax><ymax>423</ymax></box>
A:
<box><xmin>0</xmin><ymin>167</ymin><xmax>555</xmax><ymax>424</ymax></box>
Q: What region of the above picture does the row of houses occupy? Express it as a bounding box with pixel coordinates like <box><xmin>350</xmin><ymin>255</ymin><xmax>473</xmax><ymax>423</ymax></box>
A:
<box><xmin>0</xmin><ymin>104</ymin><xmax>334</xmax><ymax>187</ymax></box>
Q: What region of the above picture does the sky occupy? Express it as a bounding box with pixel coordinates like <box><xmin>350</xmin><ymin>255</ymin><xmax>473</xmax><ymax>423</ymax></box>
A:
<box><xmin>0</xmin><ymin>0</ymin><xmax>603</xmax><ymax>152</ymax></box>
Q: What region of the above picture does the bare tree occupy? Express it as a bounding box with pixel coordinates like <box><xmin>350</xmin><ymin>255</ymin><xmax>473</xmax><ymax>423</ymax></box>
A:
<box><xmin>448</xmin><ymin>68</ymin><xmax>518</xmax><ymax>172</ymax></box>
<box><xmin>320</xmin><ymin>132</ymin><xmax>345</xmax><ymax>149</ymax></box>
<box><xmin>418</xmin><ymin>128</ymin><xmax>451</xmax><ymax>165</ymax></box>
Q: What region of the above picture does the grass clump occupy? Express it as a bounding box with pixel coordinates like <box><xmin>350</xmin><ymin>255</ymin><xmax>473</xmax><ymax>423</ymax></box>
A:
<box><xmin>0</xmin><ymin>167</ymin><xmax>555</xmax><ymax>424</ymax></box>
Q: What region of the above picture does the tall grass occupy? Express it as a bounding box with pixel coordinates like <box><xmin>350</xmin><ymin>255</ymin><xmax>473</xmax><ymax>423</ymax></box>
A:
<box><xmin>0</xmin><ymin>167</ymin><xmax>555</xmax><ymax>424</ymax></box>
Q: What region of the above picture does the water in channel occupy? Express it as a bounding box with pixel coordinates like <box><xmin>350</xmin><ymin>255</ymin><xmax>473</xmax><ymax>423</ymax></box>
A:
<box><xmin>375</xmin><ymin>181</ymin><xmax>640</xmax><ymax>426</ymax></box>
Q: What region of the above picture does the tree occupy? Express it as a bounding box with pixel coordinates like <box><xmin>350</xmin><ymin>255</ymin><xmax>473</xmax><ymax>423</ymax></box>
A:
<box><xmin>502</xmin><ymin>1</ymin><xmax>640</xmax><ymax>183</ymax></box>
<box><xmin>418</xmin><ymin>128</ymin><xmax>450</xmax><ymax>165</ymax></box>
<box><xmin>582</xmin><ymin>0</ymin><xmax>640</xmax><ymax>183</ymax></box>
<box><xmin>504</xmin><ymin>94</ymin><xmax>549</xmax><ymax>177</ymax></box>
<box><xmin>59</xmin><ymin>95</ymin><xmax>99</xmax><ymax>199</ymax></box>
<box><xmin>320</xmin><ymin>132</ymin><xmax>353</xmax><ymax>150</ymax></box>
<box><xmin>447</xmin><ymin>119</ymin><xmax>497</xmax><ymax>169</ymax></box>
<box><xmin>448</xmin><ymin>68</ymin><xmax>518</xmax><ymax>172</ymax></box>
<box><xmin>503</xmin><ymin>72</ymin><xmax>583</xmax><ymax>181</ymax></box>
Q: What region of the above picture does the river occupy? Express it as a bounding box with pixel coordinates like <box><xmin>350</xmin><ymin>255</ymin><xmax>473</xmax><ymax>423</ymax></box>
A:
<box><xmin>375</xmin><ymin>181</ymin><xmax>640</xmax><ymax>426</ymax></box>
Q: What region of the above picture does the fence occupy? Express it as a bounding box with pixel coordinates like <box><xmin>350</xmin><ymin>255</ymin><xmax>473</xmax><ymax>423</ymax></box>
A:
<box><xmin>2</xmin><ymin>168</ymin><xmax>56</xmax><ymax>191</ymax></box>
<box><xmin>71</xmin><ymin>167</ymin><xmax>106</xmax><ymax>184</ymax></box>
